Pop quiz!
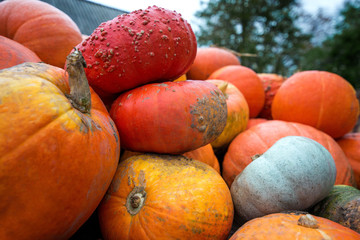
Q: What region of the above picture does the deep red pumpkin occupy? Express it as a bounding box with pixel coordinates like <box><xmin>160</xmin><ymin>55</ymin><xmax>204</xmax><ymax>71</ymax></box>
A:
<box><xmin>110</xmin><ymin>80</ymin><xmax>227</xmax><ymax>154</ymax></box>
<box><xmin>77</xmin><ymin>5</ymin><xmax>197</xmax><ymax>96</ymax></box>
<box><xmin>222</xmin><ymin>120</ymin><xmax>356</xmax><ymax>187</ymax></box>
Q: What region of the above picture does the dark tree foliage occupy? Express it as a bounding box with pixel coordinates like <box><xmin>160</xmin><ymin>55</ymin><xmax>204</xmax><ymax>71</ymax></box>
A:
<box><xmin>301</xmin><ymin>0</ymin><xmax>360</xmax><ymax>88</ymax></box>
<box><xmin>195</xmin><ymin>0</ymin><xmax>311</xmax><ymax>76</ymax></box>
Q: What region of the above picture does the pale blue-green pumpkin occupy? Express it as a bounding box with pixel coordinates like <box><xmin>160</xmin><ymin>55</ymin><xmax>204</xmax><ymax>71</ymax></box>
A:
<box><xmin>230</xmin><ymin>136</ymin><xmax>337</xmax><ymax>222</ymax></box>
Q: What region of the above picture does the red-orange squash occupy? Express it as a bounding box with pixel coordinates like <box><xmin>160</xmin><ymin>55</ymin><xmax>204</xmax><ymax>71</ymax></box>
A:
<box><xmin>222</xmin><ymin>120</ymin><xmax>356</xmax><ymax>187</ymax></box>
<box><xmin>208</xmin><ymin>65</ymin><xmax>265</xmax><ymax>118</ymax></box>
<box><xmin>0</xmin><ymin>0</ymin><xmax>82</xmax><ymax>68</ymax></box>
<box><xmin>0</xmin><ymin>35</ymin><xmax>41</xmax><ymax>70</ymax></box>
<box><xmin>186</xmin><ymin>46</ymin><xmax>241</xmax><ymax>80</ymax></box>
<box><xmin>272</xmin><ymin>71</ymin><xmax>359</xmax><ymax>139</ymax></box>
<box><xmin>245</xmin><ymin>118</ymin><xmax>267</xmax><ymax>130</ymax></box>
<box><xmin>229</xmin><ymin>212</ymin><xmax>360</xmax><ymax>239</ymax></box>
<box><xmin>337</xmin><ymin>133</ymin><xmax>360</xmax><ymax>188</ymax></box>
<box><xmin>98</xmin><ymin>154</ymin><xmax>234</xmax><ymax>240</ymax></box>
<box><xmin>0</xmin><ymin>51</ymin><xmax>120</xmax><ymax>239</ymax></box>
<box><xmin>110</xmin><ymin>80</ymin><xmax>227</xmax><ymax>154</ymax></box>
<box><xmin>257</xmin><ymin>73</ymin><xmax>286</xmax><ymax>119</ymax></box>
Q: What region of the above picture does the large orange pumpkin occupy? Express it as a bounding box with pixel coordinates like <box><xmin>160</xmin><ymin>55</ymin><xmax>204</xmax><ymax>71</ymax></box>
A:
<box><xmin>222</xmin><ymin>120</ymin><xmax>356</xmax><ymax>187</ymax></box>
<box><xmin>0</xmin><ymin>0</ymin><xmax>83</xmax><ymax>68</ymax></box>
<box><xmin>208</xmin><ymin>65</ymin><xmax>265</xmax><ymax>118</ymax></box>
<box><xmin>0</xmin><ymin>35</ymin><xmax>41</xmax><ymax>70</ymax></box>
<box><xmin>98</xmin><ymin>154</ymin><xmax>234</xmax><ymax>240</ymax></box>
<box><xmin>337</xmin><ymin>133</ymin><xmax>360</xmax><ymax>188</ymax></box>
<box><xmin>186</xmin><ymin>46</ymin><xmax>241</xmax><ymax>80</ymax></box>
<box><xmin>229</xmin><ymin>212</ymin><xmax>360</xmax><ymax>239</ymax></box>
<box><xmin>272</xmin><ymin>71</ymin><xmax>359</xmax><ymax>139</ymax></box>
<box><xmin>0</xmin><ymin>50</ymin><xmax>120</xmax><ymax>239</ymax></box>
<box><xmin>257</xmin><ymin>73</ymin><xmax>286</xmax><ymax>119</ymax></box>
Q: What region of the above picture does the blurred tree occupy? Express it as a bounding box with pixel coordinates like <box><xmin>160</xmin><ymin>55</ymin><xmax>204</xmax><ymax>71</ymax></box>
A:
<box><xmin>301</xmin><ymin>0</ymin><xmax>360</xmax><ymax>88</ymax></box>
<box><xmin>195</xmin><ymin>0</ymin><xmax>311</xmax><ymax>76</ymax></box>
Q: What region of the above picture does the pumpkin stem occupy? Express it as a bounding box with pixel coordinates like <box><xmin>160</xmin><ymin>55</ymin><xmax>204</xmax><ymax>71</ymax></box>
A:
<box><xmin>126</xmin><ymin>186</ymin><xmax>147</xmax><ymax>216</ymax></box>
<box><xmin>297</xmin><ymin>214</ymin><xmax>319</xmax><ymax>229</ymax></box>
<box><xmin>65</xmin><ymin>48</ymin><xmax>91</xmax><ymax>114</ymax></box>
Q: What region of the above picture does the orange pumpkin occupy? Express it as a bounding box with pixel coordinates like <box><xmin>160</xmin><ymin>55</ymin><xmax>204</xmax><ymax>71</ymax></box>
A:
<box><xmin>187</xmin><ymin>46</ymin><xmax>241</xmax><ymax>80</ymax></box>
<box><xmin>205</xmin><ymin>79</ymin><xmax>249</xmax><ymax>151</ymax></box>
<box><xmin>98</xmin><ymin>154</ymin><xmax>234</xmax><ymax>240</ymax></box>
<box><xmin>272</xmin><ymin>71</ymin><xmax>359</xmax><ymax>139</ymax></box>
<box><xmin>229</xmin><ymin>212</ymin><xmax>360</xmax><ymax>239</ymax></box>
<box><xmin>0</xmin><ymin>50</ymin><xmax>120</xmax><ymax>239</ymax></box>
<box><xmin>208</xmin><ymin>65</ymin><xmax>265</xmax><ymax>118</ymax></box>
<box><xmin>222</xmin><ymin>120</ymin><xmax>356</xmax><ymax>187</ymax></box>
<box><xmin>337</xmin><ymin>133</ymin><xmax>360</xmax><ymax>188</ymax></box>
<box><xmin>0</xmin><ymin>35</ymin><xmax>41</xmax><ymax>69</ymax></box>
<box><xmin>257</xmin><ymin>73</ymin><xmax>286</xmax><ymax>119</ymax></box>
<box><xmin>0</xmin><ymin>0</ymin><xmax>82</xmax><ymax>68</ymax></box>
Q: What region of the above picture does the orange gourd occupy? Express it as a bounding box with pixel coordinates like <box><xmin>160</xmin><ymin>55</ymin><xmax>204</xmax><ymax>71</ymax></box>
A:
<box><xmin>208</xmin><ymin>65</ymin><xmax>265</xmax><ymax>118</ymax></box>
<box><xmin>0</xmin><ymin>0</ymin><xmax>82</xmax><ymax>67</ymax></box>
<box><xmin>98</xmin><ymin>154</ymin><xmax>234</xmax><ymax>240</ymax></box>
<box><xmin>222</xmin><ymin>120</ymin><xmax>356</xmax><ymax>187</ymax></box>
<box><xmin>272</xmin><ymin>70</ymin><xmax>359</xmax><ymax>139</ymax></box>
<box><xmin>337</xmin><ymin>133</ymin><xmax>360</xmax><ymax>188</ymax></box>
<box><xmin>187</xmin><ymin>46</ymin><xmax>241</xmax><ymax>80</ymax></box>
<box><xmin>245</xmin><ymin>118</ymin><xmax>267</xmax><ymax>130</ymax></box>
<box><xmin>0</xmin><ymin>50</ymin><xmax>120</xmax><ymax>239</ymax></box>
<box><xmin>229</xmin><ymin>212</ymin><xmax>360</xmax><ymax>239</ymax></box>
<box><xmin>0</xmin><ymin>35</ymin><xmax>41</xmax><ymax>70</ymax></box>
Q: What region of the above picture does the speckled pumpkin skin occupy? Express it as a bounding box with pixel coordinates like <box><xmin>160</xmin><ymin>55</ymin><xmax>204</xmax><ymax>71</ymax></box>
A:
<box><xmin>110</xmin><ymin>80</ymin><xmax>227</xmax><ymax>154</ymax></box>
<box><xmin>230</xmin><ymin>136</ymin><xmax>336</xmax><ymax>222</ymax></box>
<box><xmin>0</xmin><ymin>63</ymin><xmax>120</xmax><ymax>239</ymax></box>
<box><xmin>77</xmin><ymin>5</ymin><xmax>197</xmax><ymax>95</ymax></box>
<box><xmin>98</xmin><ymin>154</ymin><xmax>234</xmax><ymax>240</ymax></box>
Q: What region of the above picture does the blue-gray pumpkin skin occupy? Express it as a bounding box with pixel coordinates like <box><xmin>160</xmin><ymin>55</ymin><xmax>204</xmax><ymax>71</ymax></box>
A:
<box><xmin>230</xmin><ymin>136</ymin><xmax>337</xmax><ymax>222</ymax></box>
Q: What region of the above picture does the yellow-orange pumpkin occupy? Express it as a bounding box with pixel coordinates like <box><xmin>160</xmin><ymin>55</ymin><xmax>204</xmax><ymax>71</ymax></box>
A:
<box><xmin>98</xmin><ymin>154</ymin><xmax>234</xmax><ymax>240</ymax></box>
<box><xmin>0</xmin><ymin>50</ymin><xmax>120</xmax><ymax>239</ymax></box>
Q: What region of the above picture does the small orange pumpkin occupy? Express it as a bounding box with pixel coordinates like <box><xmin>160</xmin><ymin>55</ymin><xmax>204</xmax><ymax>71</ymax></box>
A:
<box><xmin>98</xmin><ymin>154</ymin><xmax>234</xmax><ymax>240</ymax></box>
<box><xmin>187</xmin><ymin>46</ymin><xmax>241</xmax><ymax>80</ymax></box>
<box><xmin>229</xmin><ymin>212</ymin><xmax>360</xmax><ymax>239</ymax></box>
<box><xmin>208</xmin><ymin>65</ymin><xmax>265</xmax><ymax>118</ymax></box>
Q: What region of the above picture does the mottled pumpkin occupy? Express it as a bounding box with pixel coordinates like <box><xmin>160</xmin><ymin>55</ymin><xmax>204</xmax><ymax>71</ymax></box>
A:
<box><xmin>0</xmin><ymin>51</ymin><xmax>120</xmax><ymax>239</ymax></box>
<box><xmin>272</xmin><ymin>70</ymin><xmax>359</xmax><ymax>139</ymax></box>
<box><xmin>310</xmin><ymin>185</ymin><xmax>360</xmax><ymax>233</ymax></box>
<box><xmin>223</xmin><ymin>120</ymin><xmax>356</xmax><ymax>187</ymax></box>
<box><xmin>110</xmin><ymin>80</ymin><xmax>227</xmax><ymax>154</ymax></box>
<box><xmin>229</xmin><ymin>212</ymin><xmax>360</xmax><ymax>239</ymax></box>
<box><xmin>98</xmin><ymin>154</ymin><xmax>234</xmax><ymax>240</ymax></box>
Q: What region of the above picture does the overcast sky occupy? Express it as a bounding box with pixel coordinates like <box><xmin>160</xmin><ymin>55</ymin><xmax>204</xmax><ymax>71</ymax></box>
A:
<box><xmin>88</xmin><ymin>0</ymin><xmax>346</xmax><ymax>30</ymax></box>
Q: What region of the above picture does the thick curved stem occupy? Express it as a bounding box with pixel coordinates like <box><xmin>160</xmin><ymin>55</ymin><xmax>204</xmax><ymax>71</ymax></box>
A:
<box><xmin>65</xmin><ymin>48</ymin><xmax>91</xmax><ymax>114</ymax></box>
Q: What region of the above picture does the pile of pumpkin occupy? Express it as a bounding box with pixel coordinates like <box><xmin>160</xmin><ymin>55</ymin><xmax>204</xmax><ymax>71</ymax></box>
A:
<box><xmin>0</xmin><ymin>0</ymin><xmax>359</xmax><ymax>239</ymax></box>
